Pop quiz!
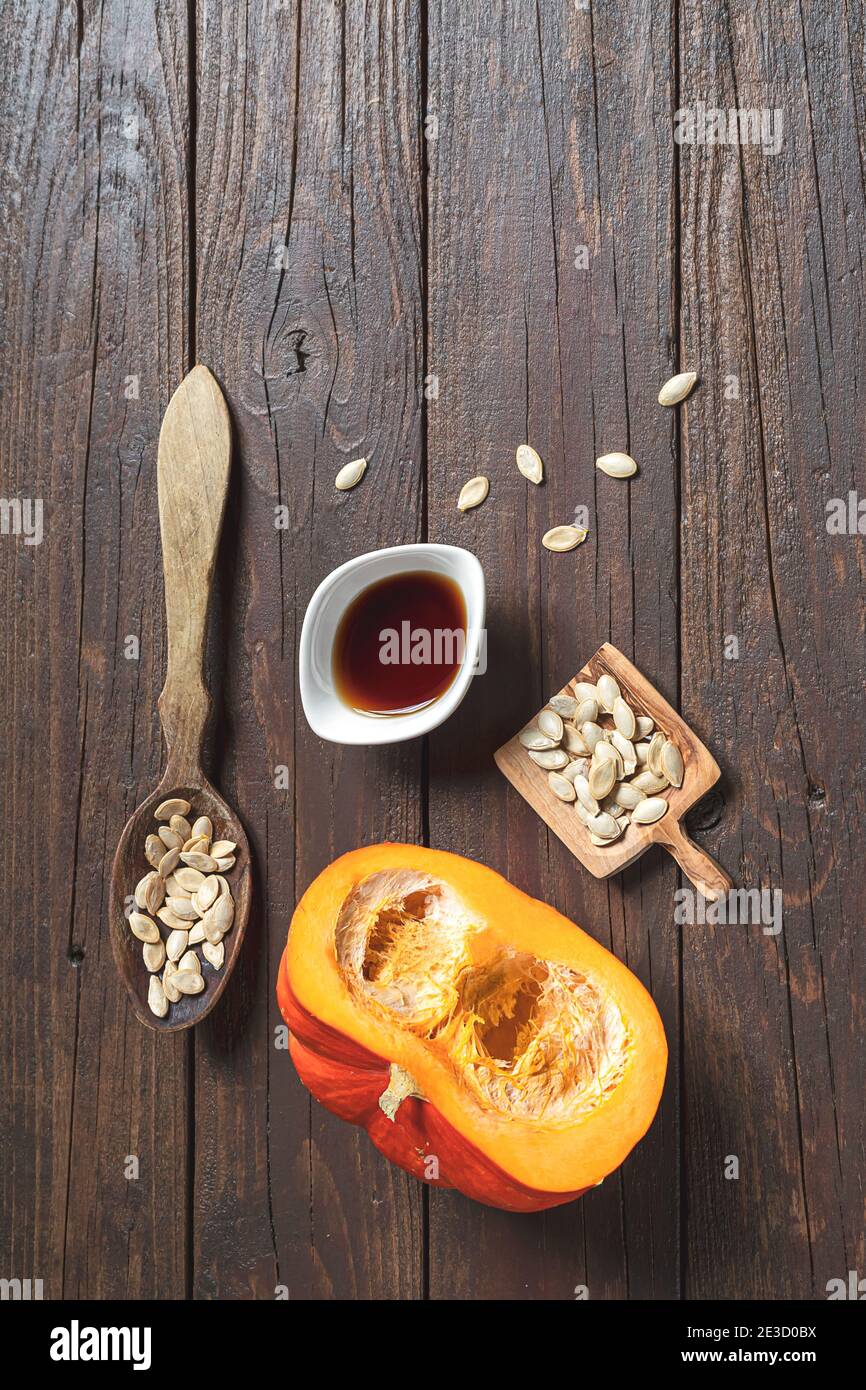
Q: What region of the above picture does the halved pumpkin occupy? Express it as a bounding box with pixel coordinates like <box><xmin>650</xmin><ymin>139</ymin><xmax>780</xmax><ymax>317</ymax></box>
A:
<box><xmin>278</xmin><ymin>845</ymin><xmax>667</xmax><ymax>1212</ymax></box>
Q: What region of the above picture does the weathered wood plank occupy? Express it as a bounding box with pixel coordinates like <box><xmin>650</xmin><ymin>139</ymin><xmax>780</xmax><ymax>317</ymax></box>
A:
<box><xmin>0</xmin><ymin>0</ymin><xmax>191</xmax><ymax>1297</ymax></box>
<box><xmin>679</xmin><ymin>4</ymin><xmax>866</xmax><ymax>1297</ymax></box>
<box><xmin>192</xmin><ymin>0</ymin><xmax>426</xmax><ymax>1298</ymax></box>
<box><xmin>426</xmin><ymin>1</ymin><xmax>680</xmax><ymax>1297</ymax></box>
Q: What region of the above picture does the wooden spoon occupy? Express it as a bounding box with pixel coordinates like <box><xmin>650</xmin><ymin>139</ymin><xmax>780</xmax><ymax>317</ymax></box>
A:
<box><xmin>110</xmin><ymin>365</ymin><xmax>251</xmax><ymax>1032</ymax></box>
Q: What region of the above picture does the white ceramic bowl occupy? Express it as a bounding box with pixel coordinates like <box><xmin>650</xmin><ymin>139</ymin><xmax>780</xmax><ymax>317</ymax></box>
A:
<box><xmin>299</xmin><ymin>543</ymin><xmax>485</xmax><ymax>745</ymax></box>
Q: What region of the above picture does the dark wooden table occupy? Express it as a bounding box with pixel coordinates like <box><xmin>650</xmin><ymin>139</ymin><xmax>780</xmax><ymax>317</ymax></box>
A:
<box><xmin>2</xmin><ymin>0</ymin><xmax>864</xmax><ymax>1301</ymax></box>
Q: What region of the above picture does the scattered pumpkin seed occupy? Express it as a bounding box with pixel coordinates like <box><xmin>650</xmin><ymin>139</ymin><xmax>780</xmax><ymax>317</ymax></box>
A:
<box><xmin>573</xmin><ymin>682</ymin><xmax>599</xmax><ymax>703</ymax></box>
<box><xmin>158</xmin><ymin>846</ymin><xmax>181</xmax><ymax>878</ymax></box>
<box><xmin>575</xmin><ymin>697</ymin><xmax>599</xmax><ymax>725</ymax></box>
<box><xmin>562</xmin><ymin>725</ymin><xmax>590</xmax><ymax>755</ymax></box>
<box><xmin>166</xmin><ymin>929</ymin><xmax>189</xmax><ymax>962</ymax></box>
<box><xmin>178</xmin><ymin>950</ymin><xmax>201</xmax><ymax>975</ymax></box>
<box><xmin>548</xmin><ymin>694</ymin><xmax>578</xmax><ymax>718</ymax></box>
<box><xmin>596</xmin><ymin>452</ymin><xmax>637</xmax><ymax>479</ymax></box>
<box><xmin>162</xmin><ymin>960</ymin><xmax>182</xmax><ymax>1003</ymax></box>
<box><xmin>457</xmin><ymin>476</ymin><xmax>489</xmax><ymax>511</ymax></box>
<box><xmin>210</xmin><ymin>840</ymin><xmax>236</xmax><ymax>859</ymax></box>
<box><xmin>335</xmin><ymin>457</ymin><xmax>367</xmax><ymax>491</ymax></box>
<box><xmin>658</xmin><ymin>371</ymin><xmax>697</xmax><ymax>406</ymax></box>
<box><xmin>635</xmin><ymin>715</ymin><xmax>655</xmax><ymax>739</ymax></box>
<box><xmin>589</xmin><ymin>760</ymin><xmax>616</xmax><ymax>800</ymax></box>
<box><xmin>580</xmin><ymin>721</ymin><xmax>604</xmax><ymax>752</ymax></box>
<box><xmin>155</xmin><ymin>798</ymin><xmax>191</xmax><ymax>821</ymax></box>
<box><xmin>516</xmin><ymin>444</ymin><xmax>544</xmax><ymax>484</ymax></box>
<box><xmin>144</xmin><ymin>834</ymin><xmax>164</xmax><ymax>869</ymax></box>
<box><xmin>542</xmin><ymin>524</ymin><xmax>588</xmax><ymax>552</ymax></box>
<box><xmin>180</xmin><ymin>850</ymin><xmax>219</xmax><ymax>873</ymax></box>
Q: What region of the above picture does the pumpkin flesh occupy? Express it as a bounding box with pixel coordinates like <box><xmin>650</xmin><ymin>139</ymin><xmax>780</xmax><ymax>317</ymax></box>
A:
<box><xmin>279</xmin><ymin>845</ymin><xmax>667</xmax><ymax>1211</ymax></box>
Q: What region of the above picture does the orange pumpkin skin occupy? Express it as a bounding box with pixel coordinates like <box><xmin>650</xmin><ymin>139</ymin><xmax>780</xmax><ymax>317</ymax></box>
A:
<box><xmin>278</xmin><ymin>955</ymin><xmax>588</xmax><ymax>1212</ymax></box>
<box><xmin>278</xmin><ymin>845</ymin><xmax>667</xmax><ymax>1212</ymax></box>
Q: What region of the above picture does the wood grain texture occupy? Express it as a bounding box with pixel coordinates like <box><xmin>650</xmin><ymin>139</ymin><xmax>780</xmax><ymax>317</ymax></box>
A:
<box><xmin>678</xmin><ymin>3</ymin><xmax>866</xmax><ymax>1299</ymax></box>
<box><xmin>425</xmin><ymin>0</ymin><xmax>681</xmax><ymax>1299</ymax></box>
<box><xmin>191</xmin><ymin>0</ymin><xmax>426</xmax><ymax>1298</ymax></box>
<box><xmin>1</xmin><ymin>0</ymin><xmax>864</xmax><ymax>1303</ymax></box>
<box><xmin>0</xmin><ymin>0</ymin><xmax>192</xmax><ymax>1297</ymax></box>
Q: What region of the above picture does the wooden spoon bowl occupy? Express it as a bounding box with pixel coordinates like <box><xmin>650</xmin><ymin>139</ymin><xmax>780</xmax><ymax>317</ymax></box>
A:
<box><xmin>110</xmin><ymin>365</ymin><xmax>251</xmax><ymax>1031</ymax></box>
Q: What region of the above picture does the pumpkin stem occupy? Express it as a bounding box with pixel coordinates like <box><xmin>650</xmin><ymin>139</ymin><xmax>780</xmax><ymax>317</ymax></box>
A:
<box><xmin>379</xmin><ymin>1064</ymin><xmax>425</xmax><ymax>1122</ymax></box>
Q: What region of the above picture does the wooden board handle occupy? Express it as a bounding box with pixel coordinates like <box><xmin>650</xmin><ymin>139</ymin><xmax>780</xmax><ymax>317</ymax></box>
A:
<box><xmin>655</xmin><ymin>818</ymin><xmax>733</xmax><ymax>903</ymax></box>
<box><xmin>156</xmin><ymin>365</ymin><xmax>231</xmax><ymax>779</ymax></box>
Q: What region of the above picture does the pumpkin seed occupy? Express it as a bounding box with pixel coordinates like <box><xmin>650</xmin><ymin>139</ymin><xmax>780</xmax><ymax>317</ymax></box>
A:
<box><xmin>187</xmin><ymin>922</ymin><xmax>206</xmax><ymax>946</ymax></box>
<box><xmin>203</xmin><ymin>940</ymin><xmax>225</xmax><ymax>971</ymax></box>
<box><xmin>195</xmin><ymin>876</ymin><xmax>220</xmax><ymax>913</ymax></box>
<box><xmin>135</xmin><ymin>871</ymin><xmax>159</xmax><ymax>911</ymax></box>
<box><xmin>148</xmin><ymin>975</ymin><xmax>169</xmax><ymax>1017</ymax></box>
<box><xmin>562</xmin><ymin>724</ymin><xmax>590</xmax><ymax>755</ymax></box>
<box><xmin>548</xmin><ymin>771</ymin><xmax>577</xmax><ymax>802</ymax></box>
<box><xmin>178</xmin><ymin>949</ymin><xmax>201</xmax><ymax>975</ymax></box>
<box><xmin>580</xmin><ymin>721</ymin><xmax>604</xmax><ymax>752</ymax></box>
<box><xmin>519</xmin><ymin>726</ymin><xmax>556</xmax><ymax>750</ymax></box>
<box><xmin>215</xmin><ymin>856</ymin><xmax>236</xmax><ymax>871</ymax></box>
<box><xmin>173</xmin><ymin>970</ymin><xmax>205</xmax><ymax>996</ymax></box>
<box><xmin>166</xmin><ymin>896</ymin><xmax>200</xmax><ymax>921</ymax></box>
<box><xmin>647</xmin><ymin>732</ymin><xmax>666</xmax><ymax>777</ymax></box>
<box><xmin>157</xmin><ymin>846</ymin><xmax>181</xmax><ymax>878</ymax></box>
<box><xmin>632</xmin><ymin>769</ymin><xmax>669</xmax><ymax>794</ymax></box>
<box><xmin>548</xmin><ymin>694</ymin><xmax>578</xmax><ymax>719</ymax></box>
<box><xmin>575</xmin><ymin>697</ymin><xmax>599</xmax><ymax>725</ymax></box>
<box><xmin>169</xmin><ymin>814</ymin><xmax>191</xmax><ymax>841</ymax></box>
<box><xmin>528</xmin><ymin>748</ymin><xmax>569</xmax><ymax>770</ymax></box>
<box><xmin>155</xmin><ymin>798</ymin><xmax>191</xmax><ymax>820</ymax></box>
<box><xmin>145</xmin><ymin>875</ymin><xmax>166</xmax><ymax>916</ymax></box>
<box><xmin>635</xmin><ymin>715</ymin><xmax>655</xmax><ymax>739</ymax></box>
<box><xmin>158</xmin><ymin>826</ymin><xmax>182</xmax><ymax>851</ymax></box>
<box><xmin>538</xmin><ymin>708</ymin><xmax>564</xmax><ymax>741</ymax></box>
<box><xmin>593</xmin><ymin>740</ymin><xmax>622</xmax><ymax>770</ymax></box>
<box><xmin>562</xmin><ymin>758</ymin><xmax>589</xmax><ymax>783</ymax></box>
<box><xmin>573</xmin><ymin>682</ymin><xmax>599</xmax><ymax>703</ymax></box>
<box><xmin>335</xmin><ymin>457</ymin><xmax>367</xmax><ymax>491</ymax></box>
<box><xmin>631</xmin><ymin>796</ymin><xmax>668</xmax><ymax>825</ymax></box>
<box><xmin>516</xmin><ymin>444</ymin><xmax>544</xmax><ymax>484</ymax></box>
<box><xmin>203</xmin><ymin>896</ymin><xmax>234</xmax><ymax>944</ymax></box>
<box><xmin>596</xmin><ymin>673</ymin><xmax>620</xmax><ymax>712</ymax></box>
<box><xmin>596</xmin><ymin>451</ymin><xmax>637</xmax><ymax>479</ymax></box>
<box><xmin>457</xmin><ymin>476</ymin><xmax>489</xmax><ymax>511</ymax></box>
<box><xmin>182</xmin><ymin>835</ymin><xmax>208</xmax><ymax>854</ymax></box>
<box><xmin>166</xmin><ymin>929</ymin><xmax>189</xmax><ymax>962</ymax></box>
<box><xmin>634</xmin><ymin>742</ymin><xmax>650</xmax><ymax>765</ymax></box>
<box><xmin>130</xmin><ymin>912</ymin><xmax>160</xmax><ymax>944</ymax></box>
<box><xmin>542</xmin><ymin>524</ymin><xmax>588</xmax><ymax>552</ymax></box>
<box><xmin>662</xmin><ymin>740</ymin><xmax>684</xmax><ymax>788</ymax></box>
<box><xmin>158</xmin><ymin>905</ymin><xmax>192</xmax><ymax>931</ymax></box>
<box><xmin>574</xmin><ymin>776</ymin><xmax>600</xmax><ymax>814</ymax></box>
<box><xmin>210</xmin><ymin>840</ymin><xmax>237</xmax><ymax>859</ymax></box>
<box><xmin>575</xmin><ymin>801</ymin><xmax>593</xmax><ymax>826</ymax></box>
<box><xmin>588</xmin><ymin>760</ymin><xmax>616</xmax><ymax>800</ymax></box>
<box><xmin>180</xmin><ymin>850</ymin><xmax>219</xmax><ymax>873</ymax></box>
<box><xmin>612</xmin><ymin>696</ymin><xmax>636</xmax><ymax>740</ymax></box>
<box><xmin>143</xmin><ymin>939</ymin><xmax>166</xmax><ymax>973</ymax></box>
<box><xmin>610</xmin><ymin>731</ymin><xmax>637</xmax><ymax>767</ymax></box>
<box><xmin>191</xmin><ymin>816</ymin><xmax>213</xmax><ymax>841</ymax></box>
<box><xmin>658</xmin><ymin>371</ymin><xmax>697</xmax><ymax>406</ymax></box>
<box><xmin>144</xmin><ymin>834</ymin><xmax>164</xmax><ymax>869</ymax></box>
<box><xmin>611</xmin><ymin>781</ymin><xmax>646</xmax><ymax>810</ymax></box>
<box><xmin>162</xmin><ymin>960</ymin><xmax>182</xmax><ymax>1003</ymax></box>
<box><xmin>587</xmin><ymin>811</ymin><xmax>620</xmax><ymax>840</ymax></box>
<box><xmin>173</xmin><ymin>867</ymin><xmax>205</xmax><ymax>893</ymax></box>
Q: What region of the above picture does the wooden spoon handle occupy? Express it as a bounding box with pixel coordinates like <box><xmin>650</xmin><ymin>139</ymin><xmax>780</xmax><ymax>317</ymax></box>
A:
<box><xmin>655</xmin><ymin>817</ymin><xmax>733</xmax><ymax>903</ymax></box>
<box><xmin>156</xmin><ymin>365</ymin><xmax>231</xmax><ymax>781</ymax></box>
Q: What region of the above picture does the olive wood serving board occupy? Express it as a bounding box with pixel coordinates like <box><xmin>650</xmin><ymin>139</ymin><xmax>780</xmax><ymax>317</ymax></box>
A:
<box><xmin>495</xmin><ymin>642</ymin><xmax>732</xmax><ymax>902</ymax></box>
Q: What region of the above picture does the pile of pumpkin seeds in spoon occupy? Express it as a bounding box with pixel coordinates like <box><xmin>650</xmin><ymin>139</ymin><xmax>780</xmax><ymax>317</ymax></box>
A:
<box><xmin>518</xmin><ymin>673</ymin><xmax>684</xmax><ymax>845</ymax></box>
<box><xmin>129</xmin><ymin>798</ymin><xmax>239</xmax><ymax>1018</ymax></box>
